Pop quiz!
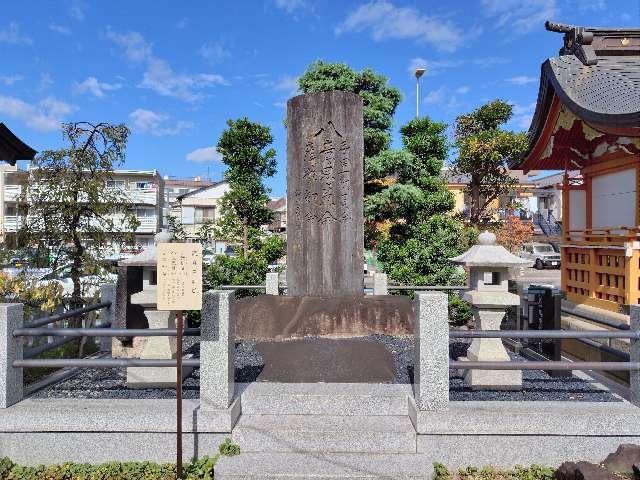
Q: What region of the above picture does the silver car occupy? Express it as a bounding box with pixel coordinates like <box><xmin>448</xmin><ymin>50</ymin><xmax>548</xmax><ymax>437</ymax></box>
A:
<box><xmin>519</xmin><ymin>242</ymin><xmax>561</xmax><ymax>270</ymax></box>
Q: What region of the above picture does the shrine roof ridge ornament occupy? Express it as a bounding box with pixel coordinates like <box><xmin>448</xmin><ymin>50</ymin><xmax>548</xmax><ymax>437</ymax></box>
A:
<box><xmin>545</xmin><ymin>21</ymin><xmax>640</xmax><ymax>66</ymax></box>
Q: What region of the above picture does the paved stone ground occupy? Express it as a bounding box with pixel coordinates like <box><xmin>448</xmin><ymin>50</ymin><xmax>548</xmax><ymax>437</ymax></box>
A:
<box><xmin>30</xmin><ymin>335</ymin><xmax>620</xmax><ymax>402</ymax></box>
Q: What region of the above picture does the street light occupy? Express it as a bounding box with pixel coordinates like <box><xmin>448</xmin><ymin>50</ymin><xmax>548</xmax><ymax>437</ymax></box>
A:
<box><xmin>415</xmin><ymin>67</ymin><xmax>426</xmax><ymax>118</ymax></box>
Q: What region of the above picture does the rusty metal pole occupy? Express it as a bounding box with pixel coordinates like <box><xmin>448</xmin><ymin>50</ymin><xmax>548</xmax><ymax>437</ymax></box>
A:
<box><xmin>176</xmin><ymin>310</ymin><xmax>184</xmax><ymax>479</ymax></box>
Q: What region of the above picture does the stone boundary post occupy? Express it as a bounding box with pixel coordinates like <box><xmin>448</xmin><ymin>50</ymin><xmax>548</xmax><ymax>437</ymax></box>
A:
<box><xmin>1</xmin><ymin>303</ymin><xmax>23</xmax><ymax>408</ymax></box>
<box><xmin>373</xmin><ymin>273</ymin><xmax>388</xmax><ymax>295</ymax></box>
<box><xmin>99</xmin><ymin>284</ymin><xmax>116</xmax><ymax>353</ymax></box>
<box><xmin>200</xmin><ymin>290</ymin><xmax>235</xmax><ymax>409</ymax></box>
<box><xmin>414</xmin><ymin>292</ymin><xmax>449</xmax><ymax>411</ymax></box>
<box><xmin>266</xmin><ymin>272</ymin><xmax>279</xmax><ymax>295</ymax></box>
<box><xmin>631</xmin><ymin>304</ymin><xmax>639</xmax><ymax>407</ymax></box>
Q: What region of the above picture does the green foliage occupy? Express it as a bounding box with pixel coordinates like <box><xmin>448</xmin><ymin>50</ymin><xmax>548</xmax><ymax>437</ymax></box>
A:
<box><xmin>0</xmin><ymin>455</ymin><xmax>220</xmax><ymax>480</ymax></box>
<box><xmin>298</xmin><ymin>61</ymin><xmax>403</xmax><ymax>245</ymax></box>
<box><xmin>215</xmin><ymin>117</ymin><xmax>276</xmax><ymax>254</ymax></box>
<box><xmin>218</xmin><ymin>438</ymin><xmax>241</xmax><ymax>457</ymax></box>
<box><xmin>452</xmin><ymin>100</ymin><xmax>529</xmax><ymax>225</ymax></box>
<box><xmin>454</xmin><ymin>464</ymin><xmax>555</xmax><ymax>480</ymax></box>
<box><xmin>433</xmin><ymin>462</ymin><xmax>451</xmax><ymax>480</ymax></box>
<box><xmin>203</xmin><ymin>233</ymin><xmax>285</xmax><ymax>299</ymax></box>
<box><xmin>167</xmin><ymin>215</ymin><xmax>186</xmax><ymax>242</ymax></box>
<box><xmin>18</xmin><ymin>122</ymin><xmax>138</xmax><ymax>307</ymax></box>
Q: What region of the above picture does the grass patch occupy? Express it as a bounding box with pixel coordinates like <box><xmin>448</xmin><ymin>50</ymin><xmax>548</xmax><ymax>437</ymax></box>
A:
<box><xmin>433</xmin><ymin>463</ymin><xmax>556</xmax><ymax>480</ymax></box>
<box><xmin>0</xmin><ymin>439</ymin><xmax>240</xmax><ymax>480</ymax></box>
<box><xmin>23</xmin><ymin>339</ymin><xmax>99</xmax><ymax>386</ymax></box>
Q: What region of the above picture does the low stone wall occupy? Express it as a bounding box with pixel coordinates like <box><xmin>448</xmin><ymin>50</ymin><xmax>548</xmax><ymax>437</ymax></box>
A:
<box><xmin>234</xmin><ymin>294</ymin><xmax>414</xmax><ymax>341</ymax></box>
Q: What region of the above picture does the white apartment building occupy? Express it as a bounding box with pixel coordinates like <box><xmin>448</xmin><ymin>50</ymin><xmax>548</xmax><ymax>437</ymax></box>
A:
<box><xmin>0</xmin><ymin>167</ymin><xmax>164</xmax><ymax>256</ymax></box>
<box><xmin>170</xmin><ymin>181</ymin><xmax>230</xmax><ymax>253</ymax></box>
<box><xmin>162</xmin><ymin>176</ymin><xmax>215</xmax><ymax>228</ymax></box>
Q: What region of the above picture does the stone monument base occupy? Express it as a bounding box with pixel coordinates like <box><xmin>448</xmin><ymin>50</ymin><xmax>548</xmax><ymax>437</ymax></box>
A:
<box><xmin>458</xmin><ymin>357</ymin><xmax>523</xmax><ymax>391</ymax></box>
<box><xmin>127</xmin><ymin>360</ymin><xmax>195</xmax><ymax>389</ymax></box>
<box><xmin>234</xmin><ymin>295</ymin><xmax>414</xmax><ymax>341</ymax></box>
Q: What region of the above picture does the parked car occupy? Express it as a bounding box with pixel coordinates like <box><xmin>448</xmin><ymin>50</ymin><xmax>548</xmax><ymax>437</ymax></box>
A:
<box><xmin>519</xmin><ymin>242</ymin><xmax>561</xmax><ymax>269</ymax></box>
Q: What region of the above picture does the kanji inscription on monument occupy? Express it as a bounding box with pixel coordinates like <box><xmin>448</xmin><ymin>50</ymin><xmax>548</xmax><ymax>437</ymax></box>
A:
<box><xmin>157</xmin><ymin>243</ymin><xmax>203</xmax><ymax>310</ymax></box>
<box><xmin>287</xmin><ymin>91</ymin><xmax>364</xmax><ymax>296</ymax></box>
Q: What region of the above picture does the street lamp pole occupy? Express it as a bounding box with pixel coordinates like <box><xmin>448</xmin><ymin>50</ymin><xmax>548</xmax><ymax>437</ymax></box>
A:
<box><xmin>415</xmin><ymin>67</ymin><xmax>426</xmax><ymax>118</ymax></box>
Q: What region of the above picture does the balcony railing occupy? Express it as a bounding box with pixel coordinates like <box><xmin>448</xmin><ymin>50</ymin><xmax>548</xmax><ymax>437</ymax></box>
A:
<box><xmin>3</xmin><ymin>185</ymin><xmax>22</xmax><ymax>202</ymax></box>
<box><xmin>2</xmin><ymin>215</ymin><xmax>19</xmax><ymax>232</ymax></box>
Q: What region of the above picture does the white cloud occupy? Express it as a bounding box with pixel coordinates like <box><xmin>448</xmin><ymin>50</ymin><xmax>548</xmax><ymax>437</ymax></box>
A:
<box><xmin>0</xmin><ymin>22</ymin><xmax>33</xmax><ymax>45</ymax></box>
<box><xmin>407</xmin><ymin>56</ymin><xmax>508</xmax><ymax>78</ymax></box>
<box><xmin>424</xmin><ymin>87</ymin><xmax>448</xmax><ymax>105</ymax></box>
<box><xmin>336</xmin><ymin>1</ymin><xmax>464</xmax><ymax>52</ymax></box>
<box><xmin>106</xmin><ymin>28</ymin><xmax>228</xmax><ymax>103</ymax></box>
<box><xmin>49</xmin><ymin>23</ymin><xmax>71</xmax><ymax>35</ymax></box>
<box><xmin>38</xmin><ymin>73</ymin><xmax>54</xmax><ymax>91</ymax></box>
<box><xmin>275</xmin><ymin>0</ymin><xmax>306</xmax><ymax>13</ymax></box>
<box><xmin>177</xmin><ymin>18</ymin><xmax>189</xmax><ymax>29</ymax></box>
<box><xmin>73</xmin><ymin>76</ymin><xmax>123</xmax><ymax>98</ymax></box>
<box><xmin>186</xmin><ymin>146</ymin><xmax>223</xmax><ymax>163</ymax></box>
<box><xmin>129</xmin><ymin>108</ymin><xmax>192</xmax><ymax>136</ymax></box>
<box><xmin>105</xmin><ymin>29</ymin><xmax>153</xmax><ymax>62</ymax></box>
<box><xmin>70</xmin><ymin>0</ymin><xmax>86</xmax><ymax>21</ymax></box>
<box><xmin>199</xmin><ymin>41</ymin><xmax>231</xmax><ymax>63</ymax></box>
<box><xmin>455</xmin><ymin>86</ymin><xmax>470</xmax><ymax>94</ymax></box>
<box><xmin>0</xmin><ymin>95</ymin><xmax>75</xmax><ymax>132</ymax></box>
<box><xmin>140</xmin><ymin>58</ymin><xmax>227</xmax><ymax>102</ymax></box>
<box><xmin>0</xmin><ymin>75</ymin><xmax>23</xmax><ymax>86</ymax></box>
<box><xmin>481</xmin><ymin>0</ymin><xmax>556</xmax><ymax>33</ymax></box>
<box><xmin>273</xmin><ymin>75</ymin><xmax>299</xmax><ymax>96</ymax></box>
<box><xmin>509</xmin><ymin>101</ymin><xmax>536</xmax><ymax>129</ymax></box>
<box><xmin>506</xmin><ymin>75</ymin><xmax>537</xmax><ymax>86</ymax></box>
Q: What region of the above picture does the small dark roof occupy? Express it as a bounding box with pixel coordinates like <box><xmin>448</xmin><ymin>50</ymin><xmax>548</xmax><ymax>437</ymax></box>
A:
<box><xmin>0</xmin><ymin>123</ymin><xmax>36</xmax><ymax>165</ymax></box>
<box><xmin>513</xmin><ymin>22</ymin><xmax>640</xmax><ymax>169</ymax></box>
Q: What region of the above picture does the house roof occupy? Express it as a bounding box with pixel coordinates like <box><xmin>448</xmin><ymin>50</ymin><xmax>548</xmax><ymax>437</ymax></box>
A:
<box><xmin>512</xmin><ymin>21</ymin><xmax>640</xmax><ymax>170</ymax></box>
<box><xmin>0</xmin><ymin>123</ymin><xmax>36</xmax><ymax>165</ymax></box>
<box><xmin>175</xmin><ymin>180</ymin><xmax>227</xmax><ymax>200</ymax></box>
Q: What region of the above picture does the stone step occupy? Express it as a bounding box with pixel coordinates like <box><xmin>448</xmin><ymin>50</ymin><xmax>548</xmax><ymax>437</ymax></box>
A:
<box><xmin>214</xmin><ymin>452</ymin><xmax>433</xmax><ymax>479</ymax></box>
<box><xmin>237</xmin><ymin>382</ymin><xmax>412</xmax><ymax>416</ymax></box>
<box><xmin>233</xmin><ymin>414</ymin><xmax>416</xmax><ymax>453</ymax></box>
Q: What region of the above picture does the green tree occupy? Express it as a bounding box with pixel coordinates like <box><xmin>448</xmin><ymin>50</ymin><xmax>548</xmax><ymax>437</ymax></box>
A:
<box><xmin>215</xmin><ymin>118</ymin><xmax>277</xmax><ymax>255</ymax></box>
<box><xmin>376</xmin><ymin>118</ymin><xmax>477</xmax><ymax>321</ymax></box>
<box><xmin>452</xmin><ymin>100</ymin><xmax>529</xmax><ymax>225</ymax></box>
<box><xmin>18</xmin><ymin>122</ymin><xmax>138</xmax><ymax>309</ymax></box>
<box><xmin>298</xmin><ymin>61</ymin><xmax>402</xmax><ymax>246</ymax></box>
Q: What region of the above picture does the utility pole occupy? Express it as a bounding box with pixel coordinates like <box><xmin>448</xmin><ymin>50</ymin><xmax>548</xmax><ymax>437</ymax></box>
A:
<box><xmin>415</xmin><ymin>67</ymin><xmax>426</xmax><ymax>118</ymax></box>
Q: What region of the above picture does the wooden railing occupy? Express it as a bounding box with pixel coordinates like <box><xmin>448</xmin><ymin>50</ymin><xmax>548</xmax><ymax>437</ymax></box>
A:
<box><xmin>562</xmin><ymin>226</ymin><xmax>640</xmax><ymax>311</ymax></box>
<box><xmin>564</xmin><ymin>226</ymin><xmax>639</xmax><ymax>247</ymax></box>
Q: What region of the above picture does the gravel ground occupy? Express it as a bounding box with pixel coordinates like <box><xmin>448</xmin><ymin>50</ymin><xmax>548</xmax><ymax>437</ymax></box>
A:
<box><xmin>31</xmin><ymin>335</ymin><xmax>620</xmax><ymax>402</ymax></box>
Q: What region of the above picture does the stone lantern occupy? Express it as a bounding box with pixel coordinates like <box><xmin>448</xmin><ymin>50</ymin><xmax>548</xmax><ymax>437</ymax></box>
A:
<box><xmin>450</xmin><ymin>231</ymin><xmax>532</xmax><ymax>390</ymax></box>
<box><xmin>119</xmin><ymin>231</ymin><xmax>193</xmax><ymax>388</ymax></box>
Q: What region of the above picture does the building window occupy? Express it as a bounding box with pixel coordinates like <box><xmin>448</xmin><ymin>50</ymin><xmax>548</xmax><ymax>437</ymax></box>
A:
<box><xmin>136</xmin><ymin>181</ymin><xmax>152</xmax><ymax>189</ymax></box>
<box><xmin>178</xmin><ymin>188</ymin><xmax>190</xmax><ymax>195</ymax></box>
<box><xmin>106</xmin><ymin>180</ymin><xmax>125</xmax><ymax>189</ymax></box>
<box><xmin>194</xmin><ymin>207</ymin><xmax>215</xmax><ymax>223</ymax></box>
<box><xmin>4</xmin><ymin>205</ymin><xmax>16</xmax><ymax>216</ymax></box>
<box><xmin>136</xmin><ymin>208</ymin><xmax>155</xmax><ymax>218</ymax></box>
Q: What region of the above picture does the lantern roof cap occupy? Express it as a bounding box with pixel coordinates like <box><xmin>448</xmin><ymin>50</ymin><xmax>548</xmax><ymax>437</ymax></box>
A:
<box><xmin>449</xmin><ymin>231</ymin><xmax>532</xmax><ymax>268</ymax></box>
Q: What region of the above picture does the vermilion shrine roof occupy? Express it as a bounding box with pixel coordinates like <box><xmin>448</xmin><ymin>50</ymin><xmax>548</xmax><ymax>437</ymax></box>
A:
<box><xmin>513</xmin><ymin>22</ymin><xmax>640</xmax><ymax>172</ymax></box>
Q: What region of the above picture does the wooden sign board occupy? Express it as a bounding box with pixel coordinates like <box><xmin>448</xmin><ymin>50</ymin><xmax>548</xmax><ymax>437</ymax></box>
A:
<box><xmin>157</xmin><ymin>243</ymin><xmax>203</xmax><ymax>311</ymax></box>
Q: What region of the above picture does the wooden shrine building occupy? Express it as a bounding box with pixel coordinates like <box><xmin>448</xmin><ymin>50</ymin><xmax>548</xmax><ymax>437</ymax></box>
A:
<box><xmin>514</xmin><ymin>22</ymin><xmax>640</xmax><ymax>313</ymax></box>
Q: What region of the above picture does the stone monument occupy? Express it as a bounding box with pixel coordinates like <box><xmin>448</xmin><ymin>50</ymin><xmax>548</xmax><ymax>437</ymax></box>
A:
<box><xmin>232</xmin><ymin>91</ymin><xmax>412</xmax><ymax>342</ymax></box>
<box><xmin>450</xmin><ymin>231</ymin><xmax>532</xmax><ymax>390</ymax></box>
<box><xmin>287</xmin><ymin>91</ymin><xmax>364</xmax><ymax>297</ymax></box>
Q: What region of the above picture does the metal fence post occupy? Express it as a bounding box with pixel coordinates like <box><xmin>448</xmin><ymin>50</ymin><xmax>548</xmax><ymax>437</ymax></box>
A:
<box><xmin>199</xmin><ymin>290</ymin><xmax>235</xmax><ymax>409</ymax></box>
<box><xmin>99</xmin><ymin>284</ymin><xmax>116</xmax><ymax>352</ymax></box>
<box><xmin>414</xmin><ymin>291</ymin><xmax>449</xmax><ymax>411</ymax></box>
<box><xmin>1</xmin><ymin>303</ymin><xmax>23</xmax><ymax>408</ymax></box>
<box><xmin>373</xmin><ymin>272</ymin><xmax>388</xmax><ymax>295</ymax></box>
<box><xmin>265</xmin><ymin>272</ymin><xmax>279</xmax><ymax>296</ymax></box>
<box><xmin>631</xmin><ymin>304</ymin><xmax>639</xmax><ymax>407</ymax></box>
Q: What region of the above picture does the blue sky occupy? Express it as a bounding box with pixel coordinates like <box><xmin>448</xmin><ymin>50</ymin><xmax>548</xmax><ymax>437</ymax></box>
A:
<box><xmin>1</xmin><ymin>0</ymin><xmax>637</xmax><ymax>196</ymax></box>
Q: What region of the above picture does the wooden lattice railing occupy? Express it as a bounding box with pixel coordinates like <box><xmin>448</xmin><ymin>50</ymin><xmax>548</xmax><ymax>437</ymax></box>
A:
<box><xmin>562</xmin><ymin>226</ymin><xmax>640</xmax><ymax>312</ymax></box>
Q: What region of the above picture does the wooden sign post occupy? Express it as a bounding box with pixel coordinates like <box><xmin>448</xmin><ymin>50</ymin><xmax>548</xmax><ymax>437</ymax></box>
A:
<box><xmin>157</xmin><ymin>243</ymin><xmax>203</xmax><ymax>479</ymax></box>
